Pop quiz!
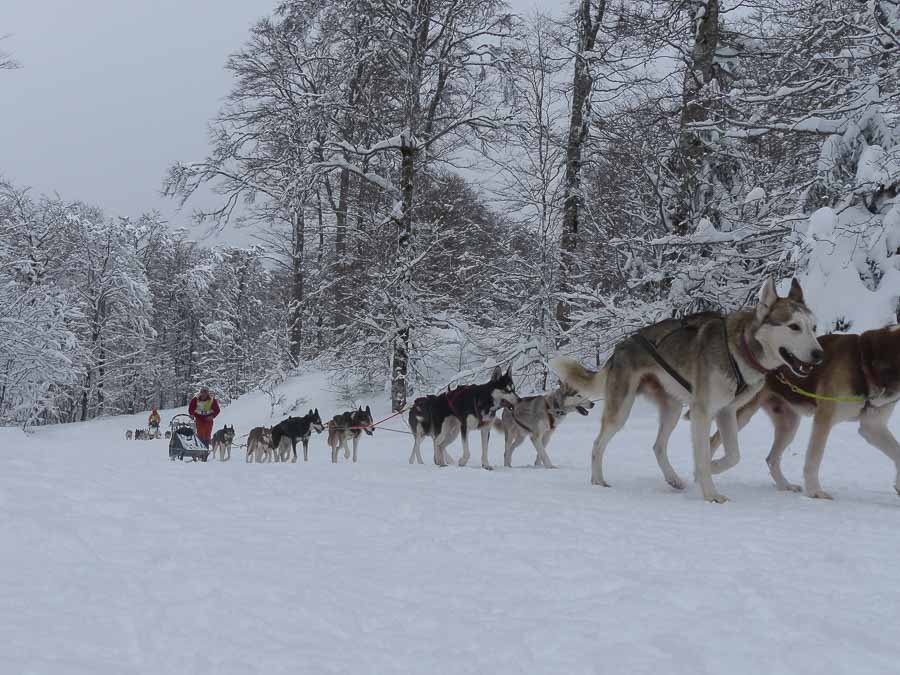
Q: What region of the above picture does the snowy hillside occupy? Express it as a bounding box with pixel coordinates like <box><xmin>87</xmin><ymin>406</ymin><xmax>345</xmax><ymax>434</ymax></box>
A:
<box><xmin>3</xmin><ymin>372</ymin><xmax>900</xmax><ymax>674</ymax></box>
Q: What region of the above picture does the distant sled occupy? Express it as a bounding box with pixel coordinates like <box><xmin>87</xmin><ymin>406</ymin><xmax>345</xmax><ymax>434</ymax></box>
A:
<box><xmin>168</xmin><ymin>414</ymin><xmax>210</xmax><ymax>462</ymax></box>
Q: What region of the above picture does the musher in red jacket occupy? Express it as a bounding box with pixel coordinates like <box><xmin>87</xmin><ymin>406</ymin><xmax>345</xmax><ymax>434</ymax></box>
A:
<box><xmin>188</xmin><ymin>386</ymin><xmax>220</xmax><ymax>446</ymax></box>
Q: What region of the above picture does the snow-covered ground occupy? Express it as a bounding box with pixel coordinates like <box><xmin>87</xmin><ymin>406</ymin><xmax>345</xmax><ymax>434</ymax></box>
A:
<box><xmin>3</xmin><ymin>374</ymin><xmax>900</xmax><ymax>674</ymax></box>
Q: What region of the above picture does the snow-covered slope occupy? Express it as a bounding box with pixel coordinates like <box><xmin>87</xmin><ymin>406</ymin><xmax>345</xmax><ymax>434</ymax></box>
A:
<box><xmin>3</xmin><ymin>373</ymin><xmax>900</xmax><ymax>674</ymax></box>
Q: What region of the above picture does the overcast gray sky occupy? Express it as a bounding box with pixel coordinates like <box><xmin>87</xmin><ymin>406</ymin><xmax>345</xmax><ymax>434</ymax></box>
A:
<box><xmin>0</xmin><ymin>1</ymin><xmax>276</xmax><ymax>223</ymax></box>
<box><xmin>1</xmin><ymin>0</ymin><xmax>549</xmax><ymax>227</ymax></box>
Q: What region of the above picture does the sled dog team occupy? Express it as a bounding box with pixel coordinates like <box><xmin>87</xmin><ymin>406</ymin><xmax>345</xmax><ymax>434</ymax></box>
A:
<box><xmin>152</xmin><ymin>277</ymin><xmax>900</xmax><ymax>502</ymax></box>
<box><xmin>244</xmin><ymin>406</ymin><xmax>375</xmax><ymax>464</ymax></box>
<box><xmin>411</xmin><ymin>276</ymin><xmax>900</xmax><ymax>502</ymax></box>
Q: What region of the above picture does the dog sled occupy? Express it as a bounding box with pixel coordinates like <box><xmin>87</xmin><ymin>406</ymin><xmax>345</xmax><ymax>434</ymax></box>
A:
<box><xmin>168</xmin><ymin>414</ymin><xmax>210</xmax><ymax>462</ymax></box>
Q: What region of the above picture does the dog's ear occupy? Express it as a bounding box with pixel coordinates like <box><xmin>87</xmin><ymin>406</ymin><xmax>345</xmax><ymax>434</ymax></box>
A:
<box><xmin>504</xmin><ymin>366</ymin><xmax>512</xmax><ymax>379</ymax></box>
<box><xmin>788</xmin><ymin>277</ymin><xmax>805</xmax><ymax>304</ymax></box>
<box><xmin>755</xmin><ymin>276</ymin><xmax>778</xmax><ymax>323</ymax></box>
<box><xmin>491</xmin><ymin>365</ymin><xmax>502</xmax><ymax>381</ymax></box>
<box><xmin>366</xmin><ymin>405</ymin><xmax>371</xmax><ymax>415</ymax></box>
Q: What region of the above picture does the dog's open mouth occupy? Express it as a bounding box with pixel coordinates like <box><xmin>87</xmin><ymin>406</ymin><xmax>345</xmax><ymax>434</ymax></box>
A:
<box><xmin>779</xmin><ymin>347</ymin><xmax>816</xmax><ymax>378</ymax></box>
<box><xmin>575</xmin><ymin>405</ymin><xmax>590</xmax><ymax>416</ymax></box>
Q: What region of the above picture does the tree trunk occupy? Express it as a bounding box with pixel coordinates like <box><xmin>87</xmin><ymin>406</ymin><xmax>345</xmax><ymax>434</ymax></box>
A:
<box><xmin>390</xmin><ymin>1</ymin><xmax>430</xmax><ymax>412</ymax></box>
<box><xmin>555</xmin><ymin>0</ymin><xmax>605</xmax><ymax>342</ymax></box>
<box><xmin>391</xmin><ymin>144</ymin><xmax>417</xmax><ymax>412</ymax></box>
<box><xmin>667</xmin><ymin>0</ymin><xmax>720</xmax><ymax>234</ymax></box>
<box><xmin>333</xmin><ymin>168</ymin><xmax>351</xmax><ymax>333</ymax></box>
<box><xmin>316</xmin><ymin>190</ymin><xmax>326</xmax><ymax>351</ymax></box>
<box><xmin>288</xmin><ymin>208</ymin><xmax>305</xmax><ymax>364</ymax></box>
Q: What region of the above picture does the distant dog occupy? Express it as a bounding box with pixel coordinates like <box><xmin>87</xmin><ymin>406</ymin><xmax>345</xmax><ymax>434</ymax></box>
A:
<box><xmin>164</xmin><ymin>430</ymin><xmax>172</xmax><ymax>440</ymax></box>
<box><xmin>408</xmin><ymin>366</ymin><xmax>519</xmax><ymax>469</ymax></box>
<box><xmin>126</xmin><ymin>429</ymin><xmax>133</xmax><ymax>440</ymax></box>
<box><xmin>134</xmin><ymin>429</ymin><xmax>148</xmax><ymax>440</ymax></box>
<box><xmin>327</xmin><ymin>406</ymin><xmax>374</xmax><ymax>463</ymax></box>
<box><xmin>271</xmin><ymin>409</ymin><xmax>325</xmax><ymax>462</ymax></box>
<box><xmin>210</xmin><ymin>425</ymin><xmax>236</xmax><ymax>461</ymax></box>
<box><xmin>246</xmin><ymin>426</ymin><xmax>274</xmax><ymax>463</ymax></box>
<box><xmin>711</xmin><ymin>326</ymin><xmax>900</xmax><ymax>499</ymax></box>
<box><xmin>495</xmin><ymin>383</ymin><xmax>594</xmax><ymax>468</ymax></box>
<box><xmin>552</xmin><ymin>278</ymin><xmax>822</xmax><ymax>502</ymax></box>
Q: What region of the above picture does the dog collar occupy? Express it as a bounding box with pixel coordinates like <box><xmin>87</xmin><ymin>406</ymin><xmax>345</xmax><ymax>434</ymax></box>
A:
<box><xmin>740</xmin><ymin>332</ymin><xmax>770</xmax><ymax>376</ymax></box>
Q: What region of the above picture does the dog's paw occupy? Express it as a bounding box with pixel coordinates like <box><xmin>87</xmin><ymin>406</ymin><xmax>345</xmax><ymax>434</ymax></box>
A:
<box><xmin>777</xmin><ymin>482</ymin><xmax>802</xmax><ymax>492</ymax></box>
<box><xmin>807</xmin><ymin>489</ymin><xmax>833</xmax><ymax>500</ymax></box>
<box><xmin>667</xmin><ymin>476</ymin><xmax>686</xmax><ymax>490</ymax></box>
<box><xmin>591</xmin><ymin>477</ymin><xmax>611</xmax><ymax>487</ymax></box>
<box><xmin>705</xmin><ymin>492</ymin><xmax>729</xmax><ymax>503</ymax></box>
<box><xmin>482</xmin><ymin>464</ymin><xmax>493</xmax><ymax>471</ymax></box>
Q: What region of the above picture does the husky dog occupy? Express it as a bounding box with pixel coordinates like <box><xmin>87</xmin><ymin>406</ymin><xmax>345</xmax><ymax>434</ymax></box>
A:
<box><xmin>327</xmin><ymin>406</ymin><xmax>374</xmax><ymax>463</ymax></box>
<box><xmin>210</xmin><ymin>425</ymin><xmax>236</xmax><ymax>461</ymax></box>
<box><xmin>408</xmin><ymin>366</ymin><xmax>519</xmax><ymax>469</ymax></box>
<box><xmin>711</xmin><ymin>325</ymin><xmax>900</xmax><ymax>499</ymax></box>
<box><xmin>164</xmin><ymin>430</ymin><xmax>172</xmax><ymax>440</ymax></box>
<box><xmin>126</xmin><ymin>430</ymin><xmax>133</xmax><ymax>440</ymax></box>
<box><xmin>271</xmin><ymin>410</ymin><xmax>325</xmax><ymax>462</ymax></box>
<box><xmin>246</xmin><ymin>426</ymin><xmax>274</xmax><ymax>463</ymax></box>
<box><xmin>495</xmin><ymin>383</ymin><xmax>594</xmax><ymax>469</ymax></box>
<box><xmin>552</xmin><ymin>278</ymin><xmax>822</xmax><ymax>502</ymax></box>
<box><xmin>134</xmin><ymin>429</ymin><xmax>148</xmax><ymax>440</ymax></box>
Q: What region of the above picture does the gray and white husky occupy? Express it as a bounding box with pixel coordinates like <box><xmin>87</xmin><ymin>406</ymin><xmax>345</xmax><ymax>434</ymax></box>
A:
<box><xmin>494</xmin><ymin>383</ymin><xmax>594</xmax><ymax>468</ymax></box>
<box><xmin>552</xmin><ymin>278</ymin><xmax>823</xmax><ymax>502</ymax></box>
<box><xmin>210</xmin><ymin>425</ymin><xmax>236</xmax><ymax>461</ymax></box>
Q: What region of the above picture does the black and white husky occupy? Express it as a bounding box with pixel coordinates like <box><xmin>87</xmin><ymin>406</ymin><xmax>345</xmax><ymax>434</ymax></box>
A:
<box><xmin>271</xmin><ymin>409</ymin><xmax>325</xmax><ymax>462</ymax></box>
<box><xmin>408</xmin><ymin>366</ymin><xmax>519</xmax><ymax>469</ymax></box>
<box><xmin>327</xmin><ymin>406</ymin><xmax>374</xmax><ymax>463</ymax></box>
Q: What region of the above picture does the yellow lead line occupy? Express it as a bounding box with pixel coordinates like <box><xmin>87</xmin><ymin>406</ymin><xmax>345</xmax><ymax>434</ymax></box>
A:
<box><xmin>775</xmin><ymin>373</ymin><xmax>867</xmax><ymax>404</ymax></box>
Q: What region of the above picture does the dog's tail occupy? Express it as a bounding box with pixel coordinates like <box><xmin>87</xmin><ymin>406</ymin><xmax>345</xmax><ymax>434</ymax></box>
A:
<box><xmin>549</xmin><ymin>357</ymin><xmax>607</xmax><ymax>399</ymax></box>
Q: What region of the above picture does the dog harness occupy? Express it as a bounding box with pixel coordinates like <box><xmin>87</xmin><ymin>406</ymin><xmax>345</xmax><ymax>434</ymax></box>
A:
<box><xmin>633</xmin><ymin>316</ymin><xmax>751</xmax><ymax>397</ymax></box>
<box><xmin>446</xmin><ymin>384</ymin><xmax>496</xmax><ymax>428</ymax></box>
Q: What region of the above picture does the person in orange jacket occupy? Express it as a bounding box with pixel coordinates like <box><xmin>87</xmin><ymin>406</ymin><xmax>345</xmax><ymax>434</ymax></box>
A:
<box><xmin>188</xmin><ymin>386</ymin><xmax>220</xmax><ymax>446</ymax></box>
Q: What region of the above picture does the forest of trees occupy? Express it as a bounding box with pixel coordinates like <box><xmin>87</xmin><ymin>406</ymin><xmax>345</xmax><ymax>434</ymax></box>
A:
<box><xmin>2</xmin><ymin>0</ymin><xmax>898</xmax><ymax>425</ymax></box>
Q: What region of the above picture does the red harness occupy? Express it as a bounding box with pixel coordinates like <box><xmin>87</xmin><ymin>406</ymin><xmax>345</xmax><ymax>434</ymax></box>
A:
<box><xmin>445</xmin><ymin>386</ymin><xmax>470</xmax><ymax>417</ymax></box>
<box><xmin>446</xmin><ymin>385</ymin><xmax>494</xmax><ymax>428</ymax></box>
